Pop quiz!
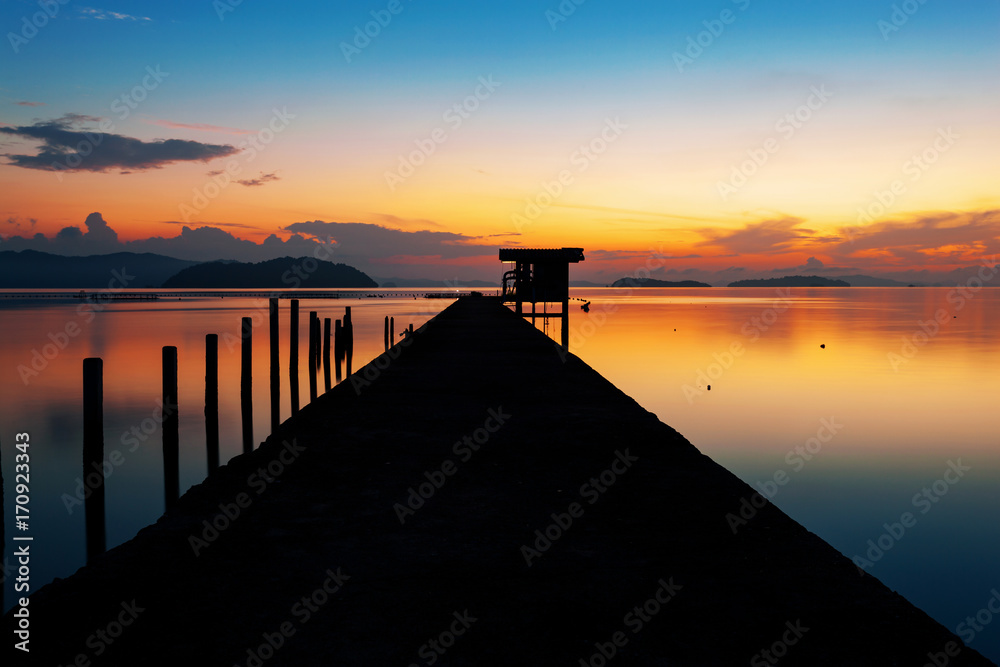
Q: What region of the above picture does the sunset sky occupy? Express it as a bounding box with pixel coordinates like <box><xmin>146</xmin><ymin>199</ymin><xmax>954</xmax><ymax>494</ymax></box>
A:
<box><xmin>1</xmin><ymin>0</ymin><xmax>998</xmax><ymax>283</ymax></box>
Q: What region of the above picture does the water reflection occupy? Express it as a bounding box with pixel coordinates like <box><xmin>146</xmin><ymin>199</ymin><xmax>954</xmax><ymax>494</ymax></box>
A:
<box><xmin>2</xmin><ymin>287</ymin><xmax>998</xmax><ymax>662</ymax></box>
<box><xmin>558</xmin><ymin>286</ymin><xmax>1000</xmax><ymax>662</ymax></box>
<box><xmin>0</xmin><ymin>291</ymin><xmax>449</xmax><ymax>614</ymax></box>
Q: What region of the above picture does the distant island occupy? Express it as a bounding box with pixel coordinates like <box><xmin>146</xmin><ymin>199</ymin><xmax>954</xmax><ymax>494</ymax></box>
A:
<box><xmin>728</xmin><ymin>275</ymin><xmax>850</xmax><ymax>287</ymax></box>
<box><xmin>611</xmin><ymin>277</ymin><xmax>712</xmax><ymax>288</ymax></box>
<box><xmin>0</xmin><ymin>249</ymin><xmax>198</xmax><ymax>288</ymax></box>
<box><xmin>823</xmin><ymin>274</ymin><xmax>917</xmax><ymax>287</ymax></box>
<box><xmin>162</xmin><ymin>257</ymin><xmax>377</xmax><ymax>288</ymax></box>
<box><xmin>377</xmin><ymin>277</ymin><xmax>498</xmax><ymax>288</ymax></box>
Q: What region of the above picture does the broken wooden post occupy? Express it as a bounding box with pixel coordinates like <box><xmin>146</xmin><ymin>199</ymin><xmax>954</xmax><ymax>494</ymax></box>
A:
<box><xmin>163</xmin><ymin>346</ymin><xmax>180</xmax><ymax>509</ymax></box>
<box><xmin>241</xmin><ymin>317</ymin><xmax>253</xmax><ymax>454</ymax></box>
<box><xmin>269</xmin><ymin>298</ymin><xmax>280</xmax><ymax>434</ymax></box>
<box><xmin>289</xmin><ymin>299</ymin><xmax>300</xmax><ymax>415</ymax></box>
<box><xmin>205</xmin><ymin>334</ymin><xmax>219</xmax><ymax>472</ymax></box>
<box><xmin>83</xmin><ymin>357</ymin><xmax>106</xmax><ymax>561</ymax></box>
<box><xmin>344</xmin><ymin>306</ymin><xmax>354</xmax><ymax>377</ymax></box>
<box><xmin>308</xmin><ymin>311</ymin><xmax>318</xmax><ymax>402</ymax></box>
<box><xmin>323</xmin><ymin>317</ymin><xmax>332</xmax><ymax>392</ymax></box>
<box><xmin>334</xmin><ymin>319</ymin><xmax>343</xmax><ymax>384</ymax></box>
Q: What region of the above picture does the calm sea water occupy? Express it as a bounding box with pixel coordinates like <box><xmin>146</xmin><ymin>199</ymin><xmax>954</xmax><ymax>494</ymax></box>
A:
<box><xmin>2</xmin><ymin>287</ymin><xmax>999</xmax><ymax>661</ymax></box>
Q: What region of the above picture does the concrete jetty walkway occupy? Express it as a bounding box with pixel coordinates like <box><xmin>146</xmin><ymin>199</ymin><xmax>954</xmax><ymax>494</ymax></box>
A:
<box><xmin>5</xmin><ymin>296</ymin><xmax>994</xmax><ymax>665</ymax></box>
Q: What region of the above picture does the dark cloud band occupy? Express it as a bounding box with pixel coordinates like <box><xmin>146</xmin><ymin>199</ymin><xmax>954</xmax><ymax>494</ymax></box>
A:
<box><xmin>0</xmin><ymin>115</ymin><xmax>239</xmax><ymax>172</ymax></box>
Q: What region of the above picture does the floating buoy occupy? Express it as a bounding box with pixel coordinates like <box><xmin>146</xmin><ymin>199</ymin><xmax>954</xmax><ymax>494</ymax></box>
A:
<box><xmin>707</xmin><ymin>385</ymin><xmax>711</xmax><ymax>391</ymax></box>
<box><xmin>820</xmin><ymin>344</ymin><xmax>825</xmax><ymax>349</ymax></box>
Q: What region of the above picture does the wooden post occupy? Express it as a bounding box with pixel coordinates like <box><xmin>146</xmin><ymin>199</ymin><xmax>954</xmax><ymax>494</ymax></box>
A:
<box><xmin>334</xmin><ymin>320</ymin><xmax>343</xmax><ymax>383</ymax></box>
<box><xmin>344</xmin><ymin>307</ymin><xmax>354</xmax><ymax>377</ymax></box>
<box><xmin>323</xmin><ymin>317</ymin><xmax>332</xmax><ymax>392</ymax></box>
<box><xmin>83</xmin><ymin>357</ymin><xmax>106</xmax><ymax>561</ymax></box>
<box><xmin>390</xmin><ymin>316</ymin><xmax>395</xmax><ymax>346</ymax></box>
<box><xmin>384</xmin><ymin>315</ymin><xmax>389</xmax><ymax>351</ymax></box>
<box><xmin>313</xmin><ymin>312</ymin><xmax>322</xmax><ymax>368</ymax></box>
<box><xmin>269</xmin><ymin>298</ymin><xmax>280</xmax><ymax>434</ymax></box>
<box><xmin>241</xmin><ymin>318</ymin><xmax>253</xmax><ymax>454</ymax></box>
<box><xmin>162</xmin><ymin>346</ymin><xmax>180</xmax><ymax>510</ymax></box>
<box><xmin>561</xmin><ymin>263</ymin><xmax>570</xmax><ymax>349</ymax></box>
<box><xmin>205</xmin><ymin>334</ymin><xmax>219</xmax><ymax>472</ymax></box>
<box><xmin>289</xmin><ymin>299</ymin><xmax>300</xmax><ymax>415</ymax></box>
<box><xmin>308</xmin><ymin>311</ymin><xmax>318</xmax><ymax>402</ymax></box>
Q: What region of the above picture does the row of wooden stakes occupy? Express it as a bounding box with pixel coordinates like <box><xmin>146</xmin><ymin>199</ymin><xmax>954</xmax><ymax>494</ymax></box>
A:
<box><xmin>79</xmin><ymin>298</ymin><xmax>401</xmax><ymax>563</ymax></box>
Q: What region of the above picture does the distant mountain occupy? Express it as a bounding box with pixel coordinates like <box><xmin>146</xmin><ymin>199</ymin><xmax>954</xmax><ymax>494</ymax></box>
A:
<box><xmin>374</xmin><ymin>277</ymin><xmax>499</xmax><ymax>288</ymax></box>
<box><xmin>728</xmin><ymin>275</ymin><xmax>850</xmax><ymax>287</ymax></box>
<box><xmin>162</xmin><ymin>257</ymin><xmax>377</xmax><ymax>288</ymax></box>
<box><xmin>0</xmin><ymin>249</ymin><xmax>198</xmax><ymax>288</ymax></box>
<box><xmin>827</xmin><ymin>274</ymin><xmax>921</xmax><ymax>287</ymax></box>
<box><xmin>611</xmin><ymin>277</ymin><xmax>711</xmax><ymax>288</ymax></box>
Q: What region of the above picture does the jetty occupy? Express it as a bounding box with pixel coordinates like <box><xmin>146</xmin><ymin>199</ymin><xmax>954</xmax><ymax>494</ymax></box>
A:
<box><xmin>4</xmin><ymin>296</ymin><xmax>994</xmax><ymax>665</ymax></box>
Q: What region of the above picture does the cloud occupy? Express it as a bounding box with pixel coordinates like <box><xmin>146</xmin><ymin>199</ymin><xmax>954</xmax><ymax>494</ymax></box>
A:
<box><xmin>5</xmin><ymin>216</ymin><xmax>37</xmax><ymax>228</ymax></box>
<box><xmin>2</xmin><ymin>215</ymin><xmax>500</xmax><ymax>274</ymax></box>
<box><xmin>236</xmin><ymin>172</ymin><xmax>280</xmax><ymax>187</ymax></box>
<box><xmin>376</xmin><ymin>213</ymin><xmax>447</xmax><ymax>230</ymax></box>
<box><xmin>78</xmin><ymin>7</ymin><xmax>151</xmax><ymax>21</ymax></box>
<box><xmin>159</xmin><ymin>220</ymin><xmax>264</xmax><ymax>231</ymax></box>
<box><xmin>0</xmin><ymin>115</ymin><xmax>240</xmax><ymax>173</ymax></box>
<box><xmin>0</xmin><ymin>213</ymin><xmax>329</xmax><ymax>262</ymax></box>
<box><xmin>695</xmin><ymin>217</ymin><xmax>816</xmax><ymax>254</ymax></box>
<box><xmin>283</xmin><ymin>220</ymin><xmax>495</xmax><ymax>264</ymax></box>
<box><xmin>834</xmin><ymin>210</ymin><xmax>1000</xmax><ymax>265</ymax></box>
<box><xmin>14</xmin><ymin>101</ymin><xmax>44</xmax><ymax>107</ymax></box>
<box><xmin>149</xmin><ymin>119</ymin><xmax>254</xmax><ymax>135</ymax></box>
